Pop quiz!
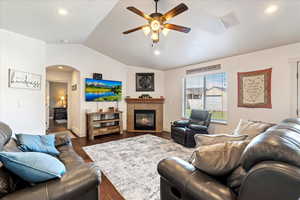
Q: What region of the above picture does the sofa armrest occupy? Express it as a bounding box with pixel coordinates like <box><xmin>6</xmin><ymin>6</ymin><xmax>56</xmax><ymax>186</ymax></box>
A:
<box><xmin>172</xmin><ymin>120</ymin><xmax>190</xmax><ymax>127</ymax></box>
<box><xmin>239</xmin><ymin>161</ymin><xmax>300</xmax><ymax>200</ymax></box>
<box><xmin>1</xmin><ymin>163</ymin><xmax>100</xmax><ymax>200</ymax></box>
<box><xmin>188</xmin><ymin>124</ymin><xmax>208</xmax><ymax>131</ymax></box>
<box><xmin>158</xmin><ymin>157</ymin><xmax>236</xmax><ymax>200</ymax></box>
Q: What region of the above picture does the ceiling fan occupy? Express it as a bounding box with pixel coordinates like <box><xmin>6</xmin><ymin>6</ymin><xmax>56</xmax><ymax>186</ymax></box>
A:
<box><xmin>123</xmin><ymin>0</ymin><xmax>191</xmax><ymax>44</ymax></box>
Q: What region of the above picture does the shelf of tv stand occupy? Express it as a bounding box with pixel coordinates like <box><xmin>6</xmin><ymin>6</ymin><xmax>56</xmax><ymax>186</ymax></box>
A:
<box><xmin>86</xmin><ymin>111</ymin><xmax>123</xmax><ymax>140</ymax></box>
<box><xmin>92</xmin><ymin>119</ymin><xmax>120</xmax><ymax>124</ymax></box>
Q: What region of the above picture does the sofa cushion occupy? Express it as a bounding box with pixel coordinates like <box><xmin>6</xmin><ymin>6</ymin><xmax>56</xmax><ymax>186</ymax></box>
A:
<box><xmin>234</xmin><ymin>119</ymin><xmax>274</xmax><ymax>139</ymax></box>
<box><xmin>194</xmin><ymin>134</ymin><xmax>248</xmax><ymax>147</ymax></box>
<box><xmin>191</xmin><ymin>140</ymin><xmax>249</xmax><ymax>176</ymax></box>
<box><xmin>16</xmin><ymin>134</ymin><xmax>59</xmax><ymax>156</ymax></box>
<box><xmin>0</xmin><ymin>122</ymin><xmax>12</xmax><ymax>151</ymax></box>
<box><xmin>55</xmin><ymin>133</ymin><xmax>72</xmax><ymax>147</ymax></box>
<box><xmin>0</xmin><ymin>152</ymin><xmax>66</xmax><ymax>183</ymax></box>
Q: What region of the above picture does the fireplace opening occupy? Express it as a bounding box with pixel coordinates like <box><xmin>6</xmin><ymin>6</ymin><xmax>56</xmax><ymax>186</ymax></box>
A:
<box><xmin>134</xmin><ymin>110</ymin><xmax>156</xmax><ymax>130</ymax></box>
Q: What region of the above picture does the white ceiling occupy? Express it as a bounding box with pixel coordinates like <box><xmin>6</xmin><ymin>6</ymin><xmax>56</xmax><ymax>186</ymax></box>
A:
<box><xmin>1</xmin><ymin>0</ymin><xmax>300</xmax><ymax>70</ymax></box>
<box><xmin>0</xmin><ymin>0</ymin><xmax>119</xmax><ymax>43</ymax></box>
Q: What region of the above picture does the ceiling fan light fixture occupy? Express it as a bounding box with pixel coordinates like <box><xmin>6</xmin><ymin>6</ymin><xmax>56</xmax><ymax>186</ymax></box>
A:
<box><xmin>150</xmin><ymin>20</ymin><xmax>161</xmax><ymax>31</ymax></box>
<box><xmin>162</xmin><ymin>28</ymin><xmax>170</xmax><ymax>36</ymax></box>
<box><xmin>151</xmin><ymin>32</ymin><xmax>159</xmax><ymax>42</ymax></box>
<box><xmin>142</xmin><ymin>26</ymin><xmax>151</xmax><ymax>35</ymax></box>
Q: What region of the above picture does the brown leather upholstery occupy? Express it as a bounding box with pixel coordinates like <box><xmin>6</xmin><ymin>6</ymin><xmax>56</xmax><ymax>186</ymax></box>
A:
<box><xmin>0</xmin><ymin>122</ymin><xmax>101</xmax><ymax>200</ymax></box>
<box><xmin>158</xmin><ymin>118</ymin><xmax>300</xmax><ymax>200</ymax></box>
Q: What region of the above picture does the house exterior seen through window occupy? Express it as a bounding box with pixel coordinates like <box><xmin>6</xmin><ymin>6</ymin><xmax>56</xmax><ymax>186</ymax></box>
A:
<box><xmin>183</xmin><ymin>72</ymin><xmax>228</xmax><ymax>122</ymax></box>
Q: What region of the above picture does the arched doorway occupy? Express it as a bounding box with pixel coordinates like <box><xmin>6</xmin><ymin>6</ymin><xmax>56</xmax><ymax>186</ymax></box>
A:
<box><xmin>45</xmin><ymin>65</ymin><xmax>81</xmax><ymax>137</ymax></box>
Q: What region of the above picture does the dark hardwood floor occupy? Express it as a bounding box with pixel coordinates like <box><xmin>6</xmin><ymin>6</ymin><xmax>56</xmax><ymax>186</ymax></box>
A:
<box><xmin>47</xmin><ymin>119</ymin><xmax>68</xmax><ymax>133</ymax></box>
<box><xmin>71</xmin><ymin>131</ymin><xmax>171</xmax><ymax>200</ymax></box>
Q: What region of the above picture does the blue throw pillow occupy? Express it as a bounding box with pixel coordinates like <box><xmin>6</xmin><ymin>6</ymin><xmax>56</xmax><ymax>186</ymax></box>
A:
<box><xmin>16</xmin><ymin>134</ymin><xmax>59</xmax><ymax>156</ymax></box>
<box><xmin>0</xmin><ymin>152</ymin><xmax>66</xmax><ymax>183</ymax></box>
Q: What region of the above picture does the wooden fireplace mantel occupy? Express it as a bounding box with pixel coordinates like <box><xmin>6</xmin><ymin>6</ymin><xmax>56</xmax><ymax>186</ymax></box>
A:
<box><xmin>125</xmin><ymin>98</ymin><xmax>165</xmax><ymax>104</ymax></box>
<box><xmin>125</xmin><ymin>98</ymin><xmax>165</xmax><ymax>133</ymax></box>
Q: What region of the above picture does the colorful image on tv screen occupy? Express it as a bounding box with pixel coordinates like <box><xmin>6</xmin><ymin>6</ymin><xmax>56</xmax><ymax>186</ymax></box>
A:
<box><xmin>85</xmin><ymin>79</ymin><xmax>122</xmax><ymax>102</ymax></box>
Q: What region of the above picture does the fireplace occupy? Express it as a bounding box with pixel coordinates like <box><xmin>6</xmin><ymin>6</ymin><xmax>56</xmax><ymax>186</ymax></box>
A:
<box><xmin>134</xmin><ymin>110</ymin><xmax>156</xmax><ymax>130</ymax></box>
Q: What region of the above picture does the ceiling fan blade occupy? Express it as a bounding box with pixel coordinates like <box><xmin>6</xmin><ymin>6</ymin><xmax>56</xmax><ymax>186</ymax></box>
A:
<box><xmin>164</xmin><ymin>24</ymin><xmax>191</xmax><ymax>33</ymax></box>
<box><xmin>123</xmin><ymin>25</ymin><xmax>148</xmax><ymax>34</ymax></box>
<box><xmin>127</xmin><ymin>7</ymin><xmax>152</xmax><ymax>21</ymax></box>
<box><xmin>163</xmin><ymin>3</ymin><xmax>188</xmax><ymax>21</ymax></box>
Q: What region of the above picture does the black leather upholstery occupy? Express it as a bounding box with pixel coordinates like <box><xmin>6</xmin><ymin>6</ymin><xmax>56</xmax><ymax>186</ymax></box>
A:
<box><xmin>0</xmin><ymin>121</ymin><xmax>101</xmax><ymax>200</ymax></box>
<box><xmin>159</xmin><ymin>118</ymin><xmax>300</xmax><ymax>200</ymax></box>
<box><xmin>158</xmin><ymin>157</ymin><xmax>236</xmax><ymax>200</ymax></box>
<box><xmin>171</xmin><ymin>110</ymin><xmax>212</xmax><ymax>147</ymax></box>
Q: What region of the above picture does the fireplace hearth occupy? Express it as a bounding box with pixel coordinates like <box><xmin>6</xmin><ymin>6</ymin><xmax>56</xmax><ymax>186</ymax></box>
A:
<box><xmin>134</xmin><ymin>110</ymin><xmax>156</xmax><ymax>130</ymax></box>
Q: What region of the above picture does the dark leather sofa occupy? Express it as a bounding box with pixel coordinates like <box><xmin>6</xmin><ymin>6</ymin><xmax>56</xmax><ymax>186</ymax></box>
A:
<box><xmin>0</xmin><ymin>122</ymin><xmax>101</xmax><ymax>200</ymax></box>
<box><xmin>158</xmin><ymin>118</ymin><xmax>300</xmax><ymax>200</ymax></box>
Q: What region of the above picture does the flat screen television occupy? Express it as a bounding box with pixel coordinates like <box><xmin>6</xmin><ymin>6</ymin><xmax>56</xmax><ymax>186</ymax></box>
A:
<box><xmin>85</xmin><ymin>78</ymin><xmax>122</xmax><ymax>102</ymax></box>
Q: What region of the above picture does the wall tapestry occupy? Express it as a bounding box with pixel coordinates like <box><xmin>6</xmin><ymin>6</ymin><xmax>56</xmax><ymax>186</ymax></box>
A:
<box><xmin>238</xmin><ymin>68</ymin><xmax>272</xmax><ymax>108</ymax></box>
<box><xmin>9</xmin><ymin>69</ymin><xmax>42</xmax><ymax>90</ymax></box>
<box><xmin>136</xmin><ymin>73</ymin><xmax>155</xmax><ymax>92</ymax></box>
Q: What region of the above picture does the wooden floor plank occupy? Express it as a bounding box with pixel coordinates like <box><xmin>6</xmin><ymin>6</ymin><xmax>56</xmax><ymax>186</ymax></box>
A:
<box><xmin>72</xmin><ymin>131</ymin><xmax>170</xmax><ymax>200</ymax></box>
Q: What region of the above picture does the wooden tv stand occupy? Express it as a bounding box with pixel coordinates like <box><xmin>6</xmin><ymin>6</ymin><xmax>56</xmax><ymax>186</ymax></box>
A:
<box><xmin>86</xmin><ymin>111</ymin><xmax>123</xmax><ymax>140</ymax></box>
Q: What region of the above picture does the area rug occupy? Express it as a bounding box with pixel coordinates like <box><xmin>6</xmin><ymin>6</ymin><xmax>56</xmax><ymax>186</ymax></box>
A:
<box><xmin>83</xmin><ymin>135</ymin><xmax>194</xmax><ymax>200</ymax></box>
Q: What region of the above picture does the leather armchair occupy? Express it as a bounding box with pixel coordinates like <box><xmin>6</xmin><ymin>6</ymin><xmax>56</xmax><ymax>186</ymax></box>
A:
<box><xmin>159</xmin><ymin>118</ymin><xmax>300</xmax><ymax>200</ymax></box>
<box><xmin>0</xmin><ymin>122</ymin><xmax>101</xmax><ymax>200</ymax></box>
<box><xmin>171</xmin><ymin>110</ymin><xmax>212</xmax><ymax>147</ymax></box>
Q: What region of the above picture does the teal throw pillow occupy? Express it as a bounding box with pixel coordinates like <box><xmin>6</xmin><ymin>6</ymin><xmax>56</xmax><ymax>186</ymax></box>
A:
<box><xmin>0</xmin><ymin>152</ymin><xmax>66</xmax><ymax>183</ymax></box>
<box><xmin>16</xmin><ymin>134</ymin><xmax>59</xmax><ymax>156</ymax></box>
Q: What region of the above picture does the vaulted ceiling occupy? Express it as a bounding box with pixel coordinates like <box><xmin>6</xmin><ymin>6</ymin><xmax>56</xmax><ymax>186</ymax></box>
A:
<box><xmin>1</xmin><ymin>0</ymin><xmax>300</xmax><ymax>70</ymax></box>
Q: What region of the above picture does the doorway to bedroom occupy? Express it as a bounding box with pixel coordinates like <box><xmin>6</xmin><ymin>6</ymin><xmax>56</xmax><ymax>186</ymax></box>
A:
<box><xmin>45</xmin><ymin>65</ymin><xmax>81</xmax><ymax>138</ymax></box>
<box><xmin>48</xmin><ymin>81</ymin><xmax>68</xmax><ymax>132</ymax></box>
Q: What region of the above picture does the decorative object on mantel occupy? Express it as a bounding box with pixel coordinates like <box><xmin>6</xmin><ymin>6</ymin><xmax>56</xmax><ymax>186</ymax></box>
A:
<box><xmin>8</xmin><ymin>69</ymin><xmax>41</xmax><ymax>90</ymax></box>
<box><xmin>139</xmin><ymin>94</ymin><xmax>152</xmax><ymax>99</ymax></box>
<box><xmin>136</xmin><ymin>73</ymin><xmax>155</xmax><ymax>92</ymax></box>
<box><xmin>238</xmin><ymin>68</ymin><xmax>272</xmax><ymax>108</ymax></box>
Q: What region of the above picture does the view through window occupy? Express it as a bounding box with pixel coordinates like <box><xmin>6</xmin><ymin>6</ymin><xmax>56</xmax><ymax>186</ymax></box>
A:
<box><xmin>184</xmin><ymin>72</ymin><xmax>227</xmax><ymax>122</ymax></box>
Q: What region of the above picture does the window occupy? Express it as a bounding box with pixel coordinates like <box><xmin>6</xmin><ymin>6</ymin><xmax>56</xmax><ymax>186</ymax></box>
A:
<box><xmin>183</xmin><ymin>72</ymin><xmax>227</xmax><ymax>122</ymax></box>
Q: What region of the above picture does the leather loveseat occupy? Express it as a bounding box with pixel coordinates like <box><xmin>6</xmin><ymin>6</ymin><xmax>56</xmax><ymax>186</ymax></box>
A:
<box><xmin>158</xmin><ymin>118</ymin><xmax>300</xmax><ymax>200</ymax></box>
<box><xmin>0</xmin><ymin>122</ymin><xmax>101</xmax><ymax>200</ymax></box>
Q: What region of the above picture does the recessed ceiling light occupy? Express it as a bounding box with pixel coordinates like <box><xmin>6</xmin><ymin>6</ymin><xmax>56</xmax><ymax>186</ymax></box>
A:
<box><xmin>154</xmin><ymin>50</ymin><xmax>160</xmax><ymax>56</ymax></box>
<box><xmin>265</xmin><ymin>5</ymin><xmax>279</xmax><ymax>14</ymax></box>
<box><xmin>58</xmin><ymin>8</ymin><xmax>69</xmax><ymax>16</ymax></box>
<box><xmin>58</xmin><ymin>66</ymin><xmax>64</xmax><ymax>70</ymax></box>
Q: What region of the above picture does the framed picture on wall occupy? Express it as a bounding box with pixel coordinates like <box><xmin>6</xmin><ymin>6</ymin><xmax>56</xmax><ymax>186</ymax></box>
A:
<box><xmin>8</xmin><ymin>69</ymin><xmax>42</xmax><ymax>90</ymax></box>
<box><xmin>238</xmin><ymin>68</ymin><xmax>272</xmax><ymax>108</ymax></box>
<box><xmin>136</xmin><ymin>73</ymin><xmax>155</xmax><ymax>92</ymax></box>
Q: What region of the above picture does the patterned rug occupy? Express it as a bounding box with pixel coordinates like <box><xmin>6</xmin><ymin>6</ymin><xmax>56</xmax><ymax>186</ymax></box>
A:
<box><xmin>83</xmin><ymin>134</ymin><xmax>194</xmax><ymax>200</ymax></box>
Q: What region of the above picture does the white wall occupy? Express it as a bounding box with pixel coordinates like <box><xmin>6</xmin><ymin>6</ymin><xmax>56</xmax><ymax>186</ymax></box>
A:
<box><xmin>0</xmin><ymin>29</ymin><xmax>46</xmax><ymax>134</ymax></box>
<box><xmin>164</xmin><ymin>43</ymin><xmax>300</xmax><ymax>133</ymax></box>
